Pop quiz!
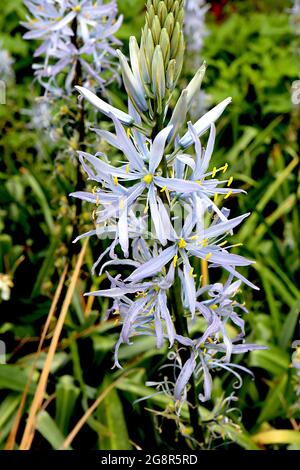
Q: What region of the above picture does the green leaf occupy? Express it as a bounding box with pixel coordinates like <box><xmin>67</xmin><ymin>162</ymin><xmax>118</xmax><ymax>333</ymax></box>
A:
<box><xmin>97</xmin><ymin>377</ymin><xmax>131</xmax><ymax>450</ymax></box>
<box><xmin>279</xmin><ymin>300</ymin><xmax>300</xmax><ymax>349</ymax></box>
<box><xmin>55</xmin><ymin>376</ymin><xmax>80</xmax><ymax>436</ymax></box>
<box><xmin>249</xmin><ymin>345</ymin><xmax>290</xmax><ymax>376</ymax></box>
<box><xmin>0</xmin><ymin>394</ymin><xmax>20</xmax><ymax>444</ymax></box>
<box><xmin>36</xmin><ymin>410</ymin><xmax>72</xmax><ymax>450</ymax></box>
<box><xmin>0</xmin><ymin>365</ymin><xmax>36</xmax><ymax>394</ymax></box>
<box><xmin>253</xmin><ymin>429</ymin><xmax>300</xmax><ymax>446</ymax></box>
<box><xmin>257</xmin><ymin>374</ymin><xmax>288</xmax><ymax>424</ymax></box>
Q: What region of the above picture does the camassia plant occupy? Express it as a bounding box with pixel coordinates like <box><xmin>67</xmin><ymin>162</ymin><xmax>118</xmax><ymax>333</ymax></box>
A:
<box><xmin>22</xmin><ymin>0</ymin><xmax>123</xmax><ymax>245</ymax></box>
<box><xmin>71</xmin><ymin>0</ymin><xmax>266</xmax><ymax>443</ymax></box>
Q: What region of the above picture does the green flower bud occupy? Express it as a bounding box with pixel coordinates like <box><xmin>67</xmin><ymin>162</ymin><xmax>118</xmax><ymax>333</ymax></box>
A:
<box><xmin>152</xmin><ymin>45</ymin><xmax>166</xmax><ymax>113</ymax></box>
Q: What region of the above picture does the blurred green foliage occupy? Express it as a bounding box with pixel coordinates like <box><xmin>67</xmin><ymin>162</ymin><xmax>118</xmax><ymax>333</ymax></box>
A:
<box><xmin>0</xmin><ymin>0</ymin><xmax>299</xmax><ymax>451</ymax></box>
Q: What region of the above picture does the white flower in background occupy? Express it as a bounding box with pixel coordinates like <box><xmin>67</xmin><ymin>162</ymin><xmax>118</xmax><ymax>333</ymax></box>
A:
<box><xmin>0</xmin><ymin>274</ymin><xmax>13</xmax><ymax>301</ymax></box>
<box><xmin>0</xmin><ymin>42</ymin><xmax>14</xmax><ymax>81</ymax></box>
<box><xmin>185</xmin><ymin>0</ymin><xmax>210</xmax><ymax>61</ymax></box>
<box><xmin>22</xmin><ymin>0</ymin><xmax>122</xmax><ymax>96</ymax></box>
<box><xmin>289</xmin><ymin>0</ymin><xmax>300</xmax><ymax>35</ymax></box>
<box><xmin>184</xmin><ymin>1</ymin><xmax>210</xmax><ymax>119</ymax></box>
<box><xmin>25</xmin><ymin>99</ymin><xmax>53</xmax><ymax>130</ymax></box>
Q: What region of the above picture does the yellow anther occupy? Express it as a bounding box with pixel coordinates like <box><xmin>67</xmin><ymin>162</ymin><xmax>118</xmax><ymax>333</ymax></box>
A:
<box><xmin>135</xmin><ymin>291</ymin><xmax>147</xmax><ymax>298</ymax></box>
<box><xmin>143</xmin><ymin>174</ymin><xmax>154</xmax><ymax>185</ymax></box>
<box><xmin>211</xmin><ymin>304</ymin><xmax>218</xmax><ymax>310</ymax></box>
<box><xmin>219</xmin><ymin>240</ymin><xmax>228</xmax><ymax>247</ymax></box>
<box><xmin>222</xmin><ymin>162</ymin><xmax>229</xmax><ymax>173</ymax></box>
<box><xmin>143</xmin><ymin>203</ymin><xmax>149</xmax><ymax>214</ymax></box>
<box><xmin>59</xmin><ymin>105</ymin><xmax>69</xmax><ymax>115</ymax></box>
<box><xmin>173</xmin><ymin>254</ymin><xmax>178</xmax><ymax>267</ymax></box>
<box><xmin>127</xmin><ymin>128</ymin><xmax>132</xmax><ymax>138</ymax></box>
<box><xmin>232</xmin><ymin>242</ymin><xmax>243</xmax><ymax>248</ymax></box>
<box><xmin>119</xmin><ymin>199</ymin><xmax>125</xmax><ymax>210</ymax></box>
<box><xmin>190</xmin><ymin>235</ymin><xmax>198</xmax><ymax>241</ymax></box>
<box><xmin>113</xmin><ymin>308</ymin><xmax>120</xmax><ymax>315</ymax></box>
<box><xmin>92</xmin><ymin>185</ymin><xmax>97</xmax><ymax>194</ymax></box>
<box><xmin>56</xmin><ymin>16</ymin><xmax>62</xmax><ymax>21</ymax></box>
<box><xmin>178</xmin><ymin>238</ymin><xmax>187</xmax><ymax>249</ymax></box>
<box><xmin>195</xmin><ymin>180</ymin><xmax>202</xmax><ymax>186</ymax></box>
<box><xmin>125</xmin><ymin>164</ymin><xmax>130</xmax><ymax>174</ymax></box>
<box><xmin>227</xmin><ymin>176</ymin><xmax>233</xmax><ymax>187</ymax></box>
<box><xmin>214</xmin><ymin>193</ymin><xmax>218</xmax><ymax>203</ymax></box>
<box><xmin>212</xmin><ymin>167</ymin><xmax>217</xmax><ymax>178</ymax></box>
<box><xmin>160</xmin><ymin>185</ymin><xmax>167</xmax><ymax>192</ymax></box>
<box><xmin>205</xmin><ymin>252</ymin><xmax>212</xmax><ymax>261</ymax></box>
<box><xmin>200</xmin><ymin>238</ymin><xmax>208</xmax><ymax>247</ymax></box>
<box><xmin>73</xmin><ymin>5</ymin><xmax>81</xmax><ymax>12</ymax></box>
<box><xmin>224</xmin><ymin>190</ymin><xmax>232</xmax><ymax>199</ymax></box>
<box><xmin>113</xmin><ymin>176</ymin><xmax>119</xmax><ymax>186</ymax></box>
<box><xmin>189</xmin><ymin>267</ymin><xmax>194</xmax><ymax>277</ymax></box>
<box><xmin>207</xmin><ymin>337</ymin><xmax>214</xmax><ymax>343</ymax></box>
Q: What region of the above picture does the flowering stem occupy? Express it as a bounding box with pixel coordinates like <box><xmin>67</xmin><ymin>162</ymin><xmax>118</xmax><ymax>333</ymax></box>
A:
<box><xmin>70</xmin><ymin>17</ymin><xmax>85</xmax><ymax>245</ymax></box>
<box><xmin>153</xmin><ymin>116</ymin><xmax>203</xmax><ymax>443</ymax></box>
<box><xmin>170</xmin><ymin>275</ymin><xmax>204</xmax><ymax>445</ymax></box>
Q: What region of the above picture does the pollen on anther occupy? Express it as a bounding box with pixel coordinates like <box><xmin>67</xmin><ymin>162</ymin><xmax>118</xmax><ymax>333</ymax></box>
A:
<box><xmin>224</xmin><ymin>190</ymin><xmax>232</xmax><ymax>199</ymax></box>
<box><xmin>178</xmin><ymin>238</ymin><xmax>187</xmax><ymax>249</ymax></box>
<box><xmin>227</xmin><ymin>176</ymin><xmax>233</xmax><ymax>187</ymax></box>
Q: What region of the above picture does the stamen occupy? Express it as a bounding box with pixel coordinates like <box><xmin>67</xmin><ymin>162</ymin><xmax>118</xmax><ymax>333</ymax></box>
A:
<box><xmin>113</xmin><ymin>176</ymin><xmax>119</xmax><ymax>186</ymax></box>
<box><xmin>173</xmin><ymin>255</ymin><xmax>178</xmax><ymax>267</ymax></box>
<box><xmin>205</xmin><ymin>252</ymin><xmax>212</xmax><ymax>261</ymax></box>
<box><xmin>160</xmin><ymin>185</ymin><xmax>167</xmax><ymax>192</ymax></box>
<box><xmin>224</xmin><ymin>190</ymin><xmax>232</xmax><ymax>199</ymax></box>
<box><xmin>227</xmin><ymin>176</ymin><xmax>233</xmax><ymax>187</ymax></box>
<box><xmin>143</xmin><ymin>174</ymin><xmax>154</xmax><ymax>184</ymax></box>
<box><xmin>178</xmin><ymin>238</ymin><xmax>187</xmax><ymax>249</ymax></box>
<box><xmin>222</xmin><ymin>162</ymin><xmax>229</xmax><ymax>173</ymax></box>
<box><xmin>212</xmin><ymin>166</ymin><xmax>217</xmax><ymax>178</ymax></box>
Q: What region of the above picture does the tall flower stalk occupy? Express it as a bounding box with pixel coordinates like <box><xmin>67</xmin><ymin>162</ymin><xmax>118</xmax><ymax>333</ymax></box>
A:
<box><xmin>72</xmin><ymin>0</ymin><xmax>265</xmax><ymax>445</ymax></box>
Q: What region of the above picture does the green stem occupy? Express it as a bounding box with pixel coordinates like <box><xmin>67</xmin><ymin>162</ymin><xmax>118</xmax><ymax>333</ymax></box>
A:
<box><xmin>170</xmin><ymin>277</ymin><xmax>204</xmax><ymax>446</ymax></box>
<box><xmin>70</xmin><ymin>17</ymin><xmax>86</xmax><ymax>252</ymax></box>
<box><xmin>151</xmin><ymin>88</ymin><xmax>203</xmax><ymax>445</ymax></box>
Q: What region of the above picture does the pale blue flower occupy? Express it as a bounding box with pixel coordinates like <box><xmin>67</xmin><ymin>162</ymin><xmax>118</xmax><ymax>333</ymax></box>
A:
<box><xmin>22</xmin><ymin>0</ymin><xmax>122</xmax><ymax>95</ymax></box>
<box><xmin>0</xmin><ymin>42</ymin><xmax>14</xmax><ymax>81</ymax></box>
<box><xmin>185</xmin><ymin>0</ymin><xmax>210</xmax><ymax>57</ymax></box>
